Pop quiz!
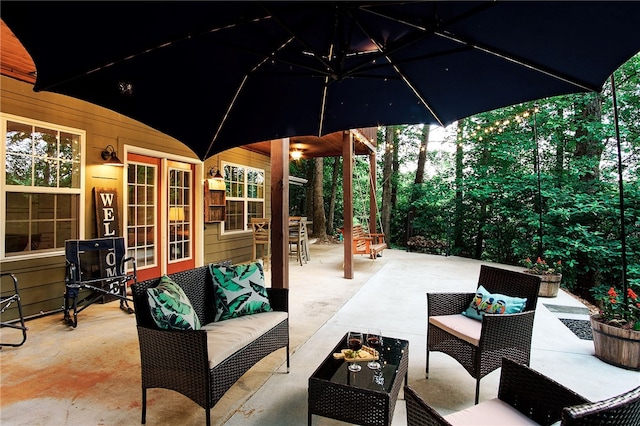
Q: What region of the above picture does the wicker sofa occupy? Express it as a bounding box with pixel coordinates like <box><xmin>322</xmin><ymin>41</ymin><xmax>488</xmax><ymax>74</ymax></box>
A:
<box><xmin>406</xmin><ymin>358</ymin><xmax>640</xmax><ymax>425</ymax></box>
<box><xmin>131</xmin><ymin>264</ymin><xmax>289</xmax><ymax>426</ymax></box>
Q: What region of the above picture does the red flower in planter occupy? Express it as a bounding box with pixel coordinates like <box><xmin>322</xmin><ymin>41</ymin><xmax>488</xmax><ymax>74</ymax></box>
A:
<box><xmin>592</xmin><ymin>285</ymin><xmax>640</xmax><ymax>331</ymax></box>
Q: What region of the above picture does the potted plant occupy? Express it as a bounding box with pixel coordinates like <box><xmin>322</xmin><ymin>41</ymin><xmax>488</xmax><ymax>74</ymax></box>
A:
<box><xmin>522</xmin><ymin>257</ymin><xmax>563</xmax><ymax>297</ymax></box>
<box><xmin>589</xmin><ymin>285</ymin><xmax>640</xmax><ymax>370</ymax></box>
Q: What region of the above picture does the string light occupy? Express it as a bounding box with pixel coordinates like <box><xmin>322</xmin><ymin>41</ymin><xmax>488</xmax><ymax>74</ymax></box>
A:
<box><xmin>459</xmin><ymin>106</ymin><xmax>540</xmax><ymax>142</ymax></box>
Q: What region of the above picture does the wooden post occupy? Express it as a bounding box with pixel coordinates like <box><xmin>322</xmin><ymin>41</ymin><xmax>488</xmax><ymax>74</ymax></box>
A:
<box><xmin>369</xmin><ymin>151</ymin><xmax>377</xmax><ymax>233</ymax></box>
<box><xmin>270</xmin><ymin>138</ymin><xmax>289</xmax><ymax>289</ymax></box>
<box><xmin>343</xmin><ymin>131</ymin><xmax>354</xmax><ymax>279</ymax></box>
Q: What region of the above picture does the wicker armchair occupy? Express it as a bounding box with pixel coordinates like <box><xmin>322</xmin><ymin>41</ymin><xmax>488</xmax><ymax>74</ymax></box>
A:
<box><xmin>132</xmin><ymin>266</ymin><xmax>289</xmax><ymax>426</ymax></box>
<box><xmin>562</xmin><ymin>386</ymin><xmax>640</xmax><ymax>426</ymax></box>
<box><xmin>406</xmin><ymin>358</ymin><xmax>640</xmax><ymax>426</ymax></box>
<box><xmin>426</xmin><ymin>265</ymin><xmax>541</xmax><ymax>403</ymax></box>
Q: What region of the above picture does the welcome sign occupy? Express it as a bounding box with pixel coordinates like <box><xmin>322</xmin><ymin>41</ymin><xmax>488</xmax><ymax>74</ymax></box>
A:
<box><xmin>94</xmin><ymin>187</ymin><xmax>121</xmax><ymax>238</ymax></box>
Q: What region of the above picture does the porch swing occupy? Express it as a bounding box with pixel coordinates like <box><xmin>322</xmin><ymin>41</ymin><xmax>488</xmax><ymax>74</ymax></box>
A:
<box><xmin>348</xmin><ymin>158</ymin><xmax>387</xmax><ymax>259</ymax></box>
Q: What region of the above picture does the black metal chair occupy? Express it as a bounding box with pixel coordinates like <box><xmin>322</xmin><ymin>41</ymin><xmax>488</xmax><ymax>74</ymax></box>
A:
<box><xmin>426</xmin><ymin>265</ymin><xmax>541</xmax><ymax>403</ymax></box>
<box><xmin>1</xmin><ymin>272</ymin><xmax>28</xmax><ymax>347</ymax></box>
<box><xmin>63</xmin><ymin>237</ymin><xmax>136</xmax><ymax>328</ymax></box>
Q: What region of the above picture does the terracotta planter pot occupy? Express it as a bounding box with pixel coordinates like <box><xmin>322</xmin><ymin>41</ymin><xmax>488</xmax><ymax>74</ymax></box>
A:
<box><xmin>590</xmin><ymin>315</ymin><xmax>640</xmax><ymax>371</ymax></box>
<box><xmin>523</xmin><ymin>271</ymin><xmax>562</xmax><ymax>297</ymax></box>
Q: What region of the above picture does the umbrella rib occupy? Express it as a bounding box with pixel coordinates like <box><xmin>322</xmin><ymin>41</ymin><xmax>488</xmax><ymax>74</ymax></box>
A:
<box><xmin>35</xmin><ymin>14</ymin><xmax>276</xmax><ymax>92</ymax></box>
<box><xmin>349</xmin><ymin>9</ymin><xmax>445</xmax><ymax>126</ymax></box>
<box><xmin>259</xmin><ymin>3</ymin><xmax>334</xmax><ymax>74</ymax></box>
<box><xmin>436</xmin><ymin>30</ymin><xmax>599</xmax><ymax>92</ymax></box>
<box><xmin>346</xmin><ymin>2</ymin><xmax>496</xmax><ymax>77</ymax></box>
<box><xmin>318</xmin><ymin>37</ymin><xmax>337</xmax><ymax>137</ymax></box>
<box><xmin>389</xmin><ymin>59</ymin><xmax>445</xmax><ymax>127</ymax></box>
<box><xmin>205</xmin><ymin>73</ymin><xmax>250</xmax><ymax>159</ymax></box>
<box><xmin>205</xmin><ymin>35</ymin><xmax>297</xmax><ymax>158</ymax></box>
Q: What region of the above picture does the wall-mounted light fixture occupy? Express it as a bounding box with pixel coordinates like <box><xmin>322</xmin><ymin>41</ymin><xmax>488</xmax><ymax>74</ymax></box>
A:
<box><xmin>101</xmin><ymin>145</ymin><xmax>124</xmax><ymax>166</ymax></box>
<box><xmin>206</xmin><ymin>166</ymin><xmax>226</xmax><ymax>190</ymax></box>
<box><xmin>290</xmin><ymin>150</ymin><xmax>303</xmax><ymax>161</ymax></box>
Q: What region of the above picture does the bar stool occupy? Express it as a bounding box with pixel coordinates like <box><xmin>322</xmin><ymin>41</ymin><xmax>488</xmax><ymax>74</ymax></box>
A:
<box><xmin>289</xmin><ymin>217</ymin><xmax>308</xmax><ymax>266</ymax></box>
<box><xmin>251</xmin><ymin>218</ymin><xmax>271</xmax><ymax>270</ymax></box>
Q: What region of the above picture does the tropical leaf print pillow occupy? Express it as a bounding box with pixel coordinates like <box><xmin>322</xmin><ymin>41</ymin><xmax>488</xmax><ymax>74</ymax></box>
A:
<box><xmin>209</xmin><ymin>260</ymin><xmax>272</xmax><ymax>321</ymax></box>
<box><xmin>147</xmin><ymin>275</ymin><xmax>201</xmax><ymax>330</ymax></box>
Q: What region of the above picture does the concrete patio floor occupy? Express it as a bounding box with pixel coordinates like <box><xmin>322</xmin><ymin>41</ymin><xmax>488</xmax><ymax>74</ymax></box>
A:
<box><xmin>1</xmin><ymin>243</ymin><xmax>638</xmax><ymax>425</ymax></box>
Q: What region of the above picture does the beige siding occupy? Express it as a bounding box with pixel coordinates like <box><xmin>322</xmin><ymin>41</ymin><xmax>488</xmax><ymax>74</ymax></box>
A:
<box><xmin>203</xmin><ymin>148</ymin><xmax>271</xmax><ymax>265</ymax></box>
<box><xmin>1</xmin><ymin>76</ymin><xmax>271</xmax><ymax>321</ymax></box>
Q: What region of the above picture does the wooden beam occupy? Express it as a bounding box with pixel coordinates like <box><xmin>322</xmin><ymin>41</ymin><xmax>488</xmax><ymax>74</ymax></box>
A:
<box><xmin>369</xmin><ymin>151</ymin><xmax>377</xmax><ymax>233</ymax></box>
<box><xmin>270</xmin><ymin>138</ymin><xmax>289</xmax><ymax>288</ymax></box>
<box><xmin>343</xmin><ymin>131</ymin><xmax>354</xmax><ymax>279</ymax></box>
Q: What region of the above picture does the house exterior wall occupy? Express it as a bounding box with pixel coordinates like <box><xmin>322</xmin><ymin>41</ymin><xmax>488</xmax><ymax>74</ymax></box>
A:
<box><xmin>203</xmin><ymin>150</ymin><xmax>271</xmax><ymax>266</ymax></box>
<box><xmin>1</xmin><ymin>76</ymin><xmax>269</xmax><ymax>321</ymax></box>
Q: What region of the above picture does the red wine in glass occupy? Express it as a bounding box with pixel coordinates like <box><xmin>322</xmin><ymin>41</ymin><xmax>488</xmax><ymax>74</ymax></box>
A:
<box><xmin>367</xmin><ymin>336</ymin><xmax>380</xmax><ymax>348</ymax></box>
<box><xmin>346</xmin><ymin>332</ymin><xmax>363</xmax><ymax>372</ymax></box>
<box><xmin>366</xmin><ymin>330</ymin><xmax>382</xmax><ymax>370</ymax></box>
<box><xmin>348</xmin><ymin>337</ymin><xmax>363</xmax><ymax>351</ymax></box>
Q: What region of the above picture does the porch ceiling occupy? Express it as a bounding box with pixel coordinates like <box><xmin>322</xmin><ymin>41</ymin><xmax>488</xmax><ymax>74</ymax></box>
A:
<box><xmin>0</xmin><ymin>20</ymin><xmax>36</xmax><ymax>84</ymax></box>
<box><xmin>0</xmin><ymin>20</ymin><xmax>377</xmax><ymax>159</ymax></box>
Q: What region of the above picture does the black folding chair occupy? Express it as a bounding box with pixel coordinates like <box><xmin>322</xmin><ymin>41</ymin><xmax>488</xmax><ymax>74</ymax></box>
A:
<box><xmin>0</xmin><ymin>273</ymin><xmax>28</xmax><ymax>347</ymax></box>
<box><xmin>63</xmin><ymin>237</ymin><xmax>136</xmax><ymax>328</ymax></box>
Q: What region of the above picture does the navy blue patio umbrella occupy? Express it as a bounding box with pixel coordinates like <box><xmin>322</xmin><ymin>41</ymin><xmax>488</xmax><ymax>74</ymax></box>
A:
<box><xmin>2</xmin><ymin>1</ymin><xmax>640</xmax><ymax>161</ymax></box>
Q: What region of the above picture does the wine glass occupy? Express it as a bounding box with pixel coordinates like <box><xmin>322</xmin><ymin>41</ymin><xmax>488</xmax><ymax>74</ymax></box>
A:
<box><xmin>366</xmin><ymin>329</ymin><xmax>382</xmax><ymax>370</ymax></box>
<box><xmin>346</xmin><ymin>331</ymin><xmax>363</xmax><ymax>372</ymax></box>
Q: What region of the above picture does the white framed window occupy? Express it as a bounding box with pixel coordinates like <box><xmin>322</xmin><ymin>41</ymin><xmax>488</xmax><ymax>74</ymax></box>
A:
<box><xmin>223</xmin><ymin>162</ymin><xmax>265</xmax><ymax>232</ymax></box>
<box><xmin>1</xmin><ymin>114</ymin><xmax>84</xmax><ymax>259</ymax></box>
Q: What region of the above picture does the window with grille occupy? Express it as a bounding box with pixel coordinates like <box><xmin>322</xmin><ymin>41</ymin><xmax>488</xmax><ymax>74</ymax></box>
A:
<box><xmin>223</xmin><ymin>163</ymin><xmax>264</xmax><ymax>232</ymax></box>
<box><xmin>2</xmin><ymin>114</ymin><xmax>83</xmax><ymax>258</ymax></box>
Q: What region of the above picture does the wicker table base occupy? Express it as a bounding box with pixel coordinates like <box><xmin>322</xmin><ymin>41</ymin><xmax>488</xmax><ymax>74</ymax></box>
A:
<box><xmin>308</xmin><ymin>332</ymin><xmax>409</xmax><ymax>426</ymax></box>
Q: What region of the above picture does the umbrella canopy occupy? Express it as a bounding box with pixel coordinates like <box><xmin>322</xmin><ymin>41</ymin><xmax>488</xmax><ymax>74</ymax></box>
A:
<box><xmin>3</xmin><ymin>1</ymin><xmax>640</xmax><ymax>160</ymax></box>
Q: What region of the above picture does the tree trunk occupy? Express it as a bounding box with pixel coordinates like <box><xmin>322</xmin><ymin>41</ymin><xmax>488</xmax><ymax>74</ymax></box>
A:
<box><xmin>474</xmin><ymin>143</ymin><xmax>489</xmax><ymax>259</ymax></box>
<box><xmin>574</xmin><ymin>92</ymin><xmax>604</xmax><ymax>184</ymax></box>
<box><xmin>381</xmin><ymin>127</ymin><xmax>393</xmax><ymax>239</ymax></box>
<box><xmin>415</xmin><ymin>125</ymin><xmax>428</xmax><ymax>185</ymax></box>
<box><xmin>454</xmin><ymin>129</ymin><xmax>464</xmax><ymax>252</ymax></box>
<box><xmin>391</xmin><ymin>129</ymin><xmax>399</xmax><ymax>210</ymax></box>
<box><xmin>411</xmin><ymin>125</ymin><xmax>429</xmax><ymax>203</ymax></box>
<box><xmin>312</xmin><ymin>157</ymin><xmax>327</xmax><ymax>241</ymax></box>
<box><xmin>554</xmin><ymin>106</ymin><xmax>566</xmax><ymax>184</ymax></box>
<box><xmin>573</xmin><ymin>92</ymin><xmax>604</xmax><ymax>298</ymax></box>
<box><xmin>327</xmin><ymin>157</ymin><xmax>340</xmax><ymax>236</ymax></box>
<box><xmin>305</xmin><ymin>160</ymin><xmax>314</xmax><ymax>218</ymax></box>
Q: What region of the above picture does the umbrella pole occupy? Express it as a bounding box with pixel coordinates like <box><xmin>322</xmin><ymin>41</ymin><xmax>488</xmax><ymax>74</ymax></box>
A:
<box><xmin>611</xmin><ymin>74</ymin><xmax>628</xmax><ymax>311</ymax></box>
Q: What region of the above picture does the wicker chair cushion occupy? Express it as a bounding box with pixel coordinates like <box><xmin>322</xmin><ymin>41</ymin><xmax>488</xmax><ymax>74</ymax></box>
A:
<box><xmin>429</xmin><ymin>314</ymin><xmax>482</xmax><ymax>346</ymax></box>
<box><xmin>147</xmin><ymin>275</ymin><xmax>201</xmax><ymax>330</ymax></box>
<box><xmin>444</xmin><ymin>398</ymin><xmax>539</xmax><ymax>425</ymax></box>
<box><xmin>462</xmin><ymin>285</ymin><xmax>527</xmax><ymax>320</ymax></box>
<box><xmin>210</xmin><ymin>260</ymin><xmax>272</xmax><ymax>321</ymax></box>
<box><xmin>201</xmin><ymin>310</ymin><xmax>288</xmax><ymax>367</ymax></box>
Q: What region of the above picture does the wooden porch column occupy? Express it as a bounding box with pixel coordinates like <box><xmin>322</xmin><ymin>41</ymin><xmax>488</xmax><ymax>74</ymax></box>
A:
<box><xmin>369</xmin><ymin>151</ymin><xmax>377</xmax><ymax>233</ymax></box>
<box><xmin>270</xmin><ymin>138</ymin><xmax>289</xmax><ymax>289</ymax></box>
<box><xmin>343</xmin><ymin>130</ymin><xmax>354</xmax><ymax>279</ymax></box>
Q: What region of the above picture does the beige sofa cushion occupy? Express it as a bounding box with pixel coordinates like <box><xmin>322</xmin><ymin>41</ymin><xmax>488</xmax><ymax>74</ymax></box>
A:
<box><xmin>444</xmin><ymin>398</ymin><xmax>539</xmax><ymax>425</ymax></box>
<box><xmin>202</xmin><ymin>311</ymin><xmax>288</xmax><ymax>367</ymax></box>
<box><xmin>429</xmin><ymin>314</ymin><xmax>481</xmax><ymax>346</ymax></box>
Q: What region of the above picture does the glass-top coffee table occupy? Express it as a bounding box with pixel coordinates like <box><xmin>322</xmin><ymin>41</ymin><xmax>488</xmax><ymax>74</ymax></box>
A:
<box><xmin>308</xmin><ymin>332</ymin><xmax>409</xmax><ymax>425</ymax></box>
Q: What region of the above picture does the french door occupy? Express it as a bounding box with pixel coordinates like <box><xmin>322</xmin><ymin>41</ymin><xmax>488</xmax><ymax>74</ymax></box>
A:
<box><xmin>126</xmin><ymin>154</ymin><xmax>195</xmax><ymax>281</ymax></box>
<box><xmin>166</xmin><ymin>160</ymin><xmax>195</xmax><ymax>274</ymax></box>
